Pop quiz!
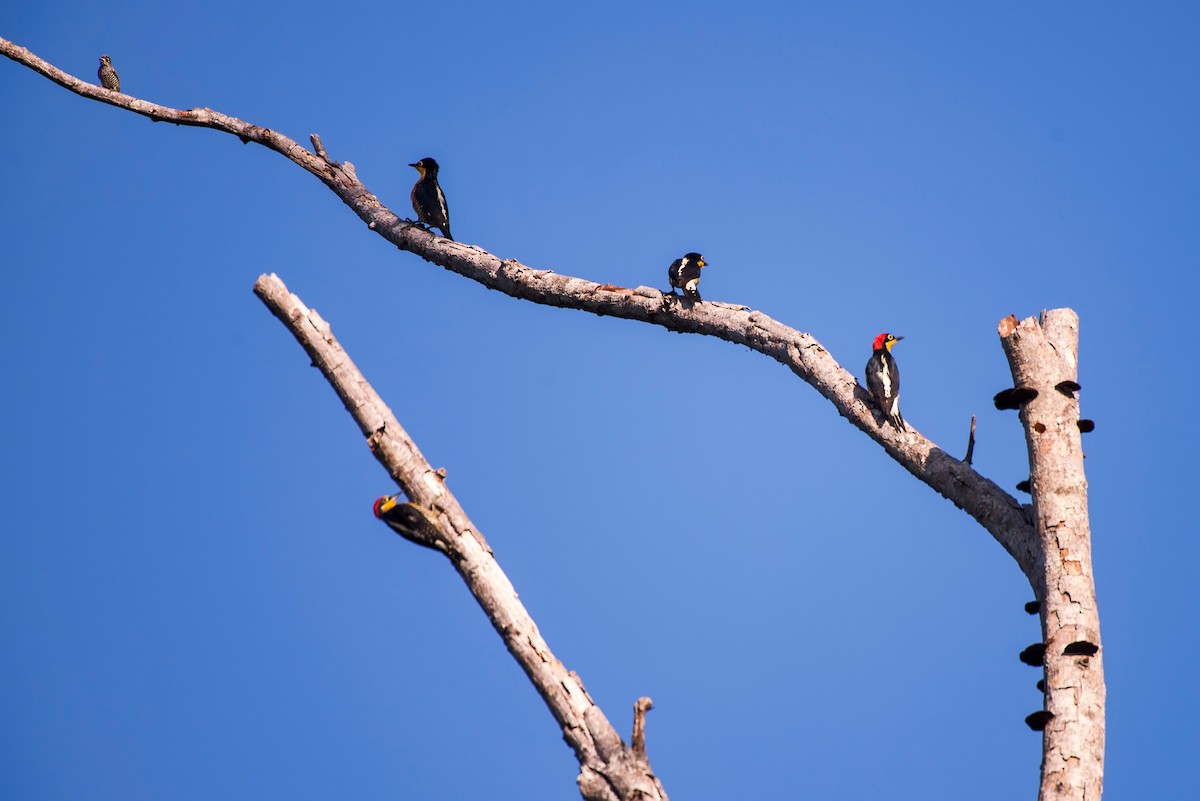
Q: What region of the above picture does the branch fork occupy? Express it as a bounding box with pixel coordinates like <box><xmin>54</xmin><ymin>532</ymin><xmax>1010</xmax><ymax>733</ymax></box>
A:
<box><xmin>0</xmin><ymin>37</ymin><xmax>1104</xmax><ymax>801</ymax></box>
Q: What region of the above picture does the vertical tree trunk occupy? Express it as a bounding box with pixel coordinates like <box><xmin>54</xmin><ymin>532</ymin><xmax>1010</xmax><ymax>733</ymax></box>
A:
<box><xmin>1000</xmin><ymin>310</ymin><xmax>1104</xmax><ymax>801</ymax></box>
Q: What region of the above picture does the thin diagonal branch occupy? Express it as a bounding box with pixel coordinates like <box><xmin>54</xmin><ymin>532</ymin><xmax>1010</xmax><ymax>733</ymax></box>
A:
<box><xmin>0</xmin><ymin>38</ymin><xmax>330</xmax><ymax>179</ymax></box>
<box><xmin>253</xmin><ymin>272</ymin><xmax>666</xmax><ymax>801</ymax></box>
<box><xmin>0</xmin><ymin>35</ymin><xmax>1039</xmax><ymax>582</ymax></box>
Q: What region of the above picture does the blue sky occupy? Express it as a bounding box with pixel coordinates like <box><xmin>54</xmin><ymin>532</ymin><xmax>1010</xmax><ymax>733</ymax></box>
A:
<box><xmin>2</xmin><ymin>2</ymin><xmax>1197</xmax><ymax>799</ymax></box>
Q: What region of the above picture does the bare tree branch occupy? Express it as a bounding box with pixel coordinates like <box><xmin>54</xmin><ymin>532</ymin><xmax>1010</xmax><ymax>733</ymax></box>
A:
<box><xmin>5</xmin><ymin>38</ymin><xmax>1105</xmax><ymax>801</ymax></box>
<box><xmin>253</xmin><ymin>272</ymin><xmax>667</xmax><ymax>801</ymax></box>
<box><xmin>998</xmin><ymin>311</ymin><xmax>1104</xmax><ymax>801</ymax></box>
<box><xmin>0</xmin><ymin>38</ymin><xmax>331</xmax><ymax>178</ymax></box>
<box><xmin>0</xmin><ymin>34</ymin><xmax>1038</xmax><ymax>579</ymax></box>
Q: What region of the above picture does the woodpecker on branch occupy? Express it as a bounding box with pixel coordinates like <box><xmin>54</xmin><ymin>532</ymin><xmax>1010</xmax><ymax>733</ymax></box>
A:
<box><xmin>373</xmin><ymin>493</ymin><xmax>442</xmax><ymax>550</ymax></box>
<box><xmin>865</xmin><ymin>332</ymin><xmax>905</xmax><ymax>429</ymax></box>
<box><xmin>666</xmin><ymin>252</ymin><xmax>707</xmax><ymax>302</ymax></box>
<box><xmin>97</xmin><ymin>55</ymin><xmax>120</xmax><ymax>92</ymax></box>
<box><xmin>409</xmin><ymin>157</ymin><xmax>453</xmax><ymax>240</ymax></box>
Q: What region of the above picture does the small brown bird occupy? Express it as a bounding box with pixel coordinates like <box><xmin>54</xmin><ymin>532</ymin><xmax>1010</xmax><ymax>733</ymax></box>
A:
<box><xmin>97</xmin><ymin>55</ymin><xmax>120</xmax><ymax>92</ymax></box>
<box><xmin>408</xmin><ymin>157</ymin><xmax>452</xmax><ymax>240</ymax></box>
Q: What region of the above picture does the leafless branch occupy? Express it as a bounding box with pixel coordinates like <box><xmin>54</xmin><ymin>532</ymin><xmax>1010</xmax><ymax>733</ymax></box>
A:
<box><xmin>253</xmin><ymin>273</ymin><xmax>667</xmax><ymax>801</ymax></box>
<box><xmin>4</xmin><ymin>37</ymin><xmax>1104</xmax><ymax>801</ymax></box>
<box><xmin>0</xmin><ymin>35</ymin><xmax>1038</xmax><ymax>580</ymax></box>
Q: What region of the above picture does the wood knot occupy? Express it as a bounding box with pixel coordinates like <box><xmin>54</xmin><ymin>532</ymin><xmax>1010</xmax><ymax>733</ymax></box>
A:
<box><xmin>367</xmin><ymin>426</ymin><xmax>387</xmax><ymax>452</ymax></box>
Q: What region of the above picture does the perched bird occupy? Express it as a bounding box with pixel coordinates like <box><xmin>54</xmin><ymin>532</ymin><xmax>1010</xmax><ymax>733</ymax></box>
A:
<box><xmin>666</xmin><ymin>252</ymin><xmax>707</xmax><ymax>301</ymax></box>
<box><xmin>373</xmin><ymin>494</ymin><xmax>440</xmax><ymax>550</ymax></box>
<box><xmin>408</xmin><ymin>157</ymin><xmax>453</xmax><ymax>240</ymax></box>
<box><xmin>97</xmin><ymin>55</ymin><xmax>120</xmax><ymax>92</ymax></box>
<box><xmin>865</xmin><ymin>332</ymin><xmax>905</xmax><ymax>429</ymax></box>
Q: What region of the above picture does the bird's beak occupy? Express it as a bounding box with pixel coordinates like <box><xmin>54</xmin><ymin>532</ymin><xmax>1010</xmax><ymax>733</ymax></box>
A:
<box><xmin>374</xmin><ymin>495</ymin><xmax>399</xmax><ymax>519</ymax></box>
<box><xmin>893</xmin><ymin>336</ymin><xmax>905</xmax><ymax>342</ymax></box>
<box><xmin>408</xmin><ymin>163</ymin><xmax>419</xmax><ymax>168</ymax></box>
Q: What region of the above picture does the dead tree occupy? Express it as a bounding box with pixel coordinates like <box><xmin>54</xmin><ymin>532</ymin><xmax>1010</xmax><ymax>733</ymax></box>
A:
<box><xmin>0</xmin><ymin>36</ymin><xmax>1105</xmax><ymax>801</ymax></box>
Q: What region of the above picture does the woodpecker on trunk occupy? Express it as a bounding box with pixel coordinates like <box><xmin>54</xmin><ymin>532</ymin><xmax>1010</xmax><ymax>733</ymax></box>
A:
<box><xmin>865</xmin><ymin>332</ymin><xmax>905</xmax><ymax>429</ymax></box>
<box><xmin>97</xmin><ymin>55</ymin><xmax>120</xmax><ymax>92</ymax></box>
<box><xmin>408</xmin><ymin>157</ymin><xmax>453</xmax><ymax>240</ymax></box>
<box><xmin>666</xmin><ymin>252</ymin><xmax>707</xmax><ymax>301</ymax></box>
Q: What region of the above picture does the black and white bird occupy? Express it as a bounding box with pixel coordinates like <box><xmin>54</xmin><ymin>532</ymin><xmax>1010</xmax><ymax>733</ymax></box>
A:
<box><xmin>865</xmin><ymin>332</ymin><xmax>905</xmax><ymax>429</ymax></box>
<box><xmin>666</xmin><ymin>252</ymin><xmax>707</xmax><ymax>302</ymax></box>
<box><xmin>97</xmin><ymin>55</ymin><xmax>120</xmax><ymax>92</ymax></box>
<box><xmin>408</xmin><ymin>157</ymin><xmax>453</xmax><ymax>240</ymax></box>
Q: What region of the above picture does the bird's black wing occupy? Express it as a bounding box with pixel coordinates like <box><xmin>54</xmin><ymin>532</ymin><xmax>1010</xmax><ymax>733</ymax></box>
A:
<box><xmin>883</xmin><ymin>350</ymin><xmax>900</xmax><ymax>402</ymax></box>
<box><xmin>667</xmin><ymin>258</ymin><xmax>683</xmax><ymax>289</ymax></box>
<box><xmin>865</xmin><ymin>353</ymin><xmax>886</xmax><ymax>407</ymax></box>
<box><xmin>411</xmin><ymin>179</ymin><xmax>453</xmax><ymax>239</ymax></box>
<box><xmin>677</xmin><ymin>261</ymin><xmax>702</xmax><ymax>287</ymax></box>
<box><xmin>432</xmin><ymin>181</ymin><xmax>452</xmax><ymax>240</ymax></box>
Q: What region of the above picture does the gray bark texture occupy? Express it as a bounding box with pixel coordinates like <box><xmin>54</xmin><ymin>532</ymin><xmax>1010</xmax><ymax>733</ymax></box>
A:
<box><xmin>999</xmin><ymin>311</ymin><xmax>1105</xmax><ymax>801</ymax></box>
<box><xmin>3</xmin><ymin>35</ymin><xmax>1105</xmax><ymax>800</ymax></box>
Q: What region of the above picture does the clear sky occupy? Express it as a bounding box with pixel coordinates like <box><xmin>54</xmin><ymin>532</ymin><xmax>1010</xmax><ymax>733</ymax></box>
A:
<box><xmin>2</xmin><ymin>2</ymin><xmax>1197</xmax><ymax>799</ymax></box>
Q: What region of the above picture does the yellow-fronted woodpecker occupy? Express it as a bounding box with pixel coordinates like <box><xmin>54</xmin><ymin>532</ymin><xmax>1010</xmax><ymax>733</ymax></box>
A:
<box><xmin>373</xmin><ymin>494</ymin><xmax>441</xmax><ymax>550</ymax></box>
<box><xmin>666</xmin><ymin>252</ymin><xmax>707</xmax><ymax>301</ymax></box>
<box><xmin>865</xmin><ymin>332</ymin><xmax>905</xmax><ymax>429</ymax></box>
<box><xmin>408</xmin><ymin>157</ymin><xmax>452</xmax><ymax>240</ymax></box>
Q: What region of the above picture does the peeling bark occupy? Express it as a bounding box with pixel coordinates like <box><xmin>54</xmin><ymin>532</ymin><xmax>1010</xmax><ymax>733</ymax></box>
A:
<box><xmin>999</xmin><ymin>311</ymin><xmax>1104</xmax><ymax>801</ymax></box>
